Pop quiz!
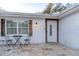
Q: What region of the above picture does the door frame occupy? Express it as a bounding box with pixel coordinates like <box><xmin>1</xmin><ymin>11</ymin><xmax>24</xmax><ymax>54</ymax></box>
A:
<box><xmin>45</xmin><ymin>18</ymin><xmax>59</xmax><ymax>43</ymax></box>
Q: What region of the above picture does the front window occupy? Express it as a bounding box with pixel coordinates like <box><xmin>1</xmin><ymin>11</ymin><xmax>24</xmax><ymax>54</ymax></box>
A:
<box><xmin>7</xmin><ymin>20</ymin><xmax>17</xmax><ymax>34</ymax></box>
<box><xmin>6</xmin><ymin>20</ymin><xmax>28</xmax><ymax>35</ymax></box>
<box><xmin>18</xmin><ymin>21</ymin><xmax>28</xmax><ymax>34</ymax></box>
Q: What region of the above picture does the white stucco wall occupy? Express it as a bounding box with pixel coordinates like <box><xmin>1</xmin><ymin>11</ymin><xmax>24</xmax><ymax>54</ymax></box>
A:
<box><xmin>59</xmin><ymin>12</ymin><xmax>79</xmax><ymax>49</ymax></box>
<box><xmin>0</xmin><ymin>17</ymin><xmax>45</xmax><ymax>44</ymax></box>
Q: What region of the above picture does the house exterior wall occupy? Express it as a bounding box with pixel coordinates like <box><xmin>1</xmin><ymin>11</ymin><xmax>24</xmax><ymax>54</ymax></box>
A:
<box><xmin>59</xmin><ymin>12</ymin><xmax>79</xmax><ymax>49</ymax></box>
<box><xmin>31</xmin><ymin>19</ymin><xmax>45</xmax><ymax>44</ymax></box>
<box><xmin>0</xmin><ymin>17</ymin><xmax>45</xmax><ymax>44</ymax></box>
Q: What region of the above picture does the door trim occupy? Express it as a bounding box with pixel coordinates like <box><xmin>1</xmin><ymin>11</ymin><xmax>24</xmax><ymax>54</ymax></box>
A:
<box><xmin>45</xmin><ymin>19</ymin><xmax>58</xmax><ymax>43</ymax></box>
<box><xmin>57</xmin><ymin>19</ymin><xmax>59</xmax><ymax>43</ymax></box>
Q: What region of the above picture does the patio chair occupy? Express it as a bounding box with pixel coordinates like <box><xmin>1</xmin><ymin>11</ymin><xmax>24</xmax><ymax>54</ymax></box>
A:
<box><xmin>24</xmin><ymin>35</ymin><xmax>31</xmax><ymax>46</ymax></box>
<box><xmin>0</xmin><ymin>40</ymin><xmax>5</xmax><ymax>46</ymax></box>
<box><xmin>6</xmin><ymin>39</ymin><xmax>13</xmax><ymax>46</ymax></box>
<box><xmin>5</xmin><ymin>36</ymin><xmax>13</xmax><ymax>46</ymax></box>
<box><xmin>24</xmin><ymin>39</ymin><xmax>31</xmax><ymax>45</ymax></box>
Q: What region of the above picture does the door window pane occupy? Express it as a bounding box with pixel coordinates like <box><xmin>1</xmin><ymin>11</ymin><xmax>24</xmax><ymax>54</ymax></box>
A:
<box><xmin>50</xmin><ymin>24</ymin><xmax>52</xmax><ymax>36</ymax></box>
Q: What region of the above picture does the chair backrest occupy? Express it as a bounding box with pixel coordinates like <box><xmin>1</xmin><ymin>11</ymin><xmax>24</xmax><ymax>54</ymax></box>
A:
<box><xmin>5</xmin><ymin>35</ymin><xmax>11</xmax><ymax>40</ymax></box>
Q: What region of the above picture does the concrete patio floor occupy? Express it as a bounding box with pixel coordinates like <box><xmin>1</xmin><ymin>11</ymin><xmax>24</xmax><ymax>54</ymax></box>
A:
<box><xmin>0</xmin><ymin>43</ymin><xmax>79</xmax><ymax>56</ymax></box>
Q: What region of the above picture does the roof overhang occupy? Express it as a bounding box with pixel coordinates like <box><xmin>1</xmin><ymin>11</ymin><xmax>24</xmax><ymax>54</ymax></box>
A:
<box><xmin>0</xmin><ymin>4</ymin><xmax>79</xmax><ymax>20</ymax></box>
<box><xmin>0</xmin><ymin>12</ymin><xmax>58</xmax><ymax>19</ymax></box>
<box><xmin>58</xmin><ymin>4</ymin><xmax>79</xmax><ymax>19</ymax></box>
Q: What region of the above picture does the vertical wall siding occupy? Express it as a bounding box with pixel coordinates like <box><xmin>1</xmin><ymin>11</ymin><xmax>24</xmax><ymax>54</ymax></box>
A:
<box><xmin>0</xmin><ymin>17</ymin><xmax>45</xmax><ymax>44</ymax></box>
<box><xmin>31</xmin><ymin>19</ymin><xmax>45</xmax><ymax>44</ymax></box>
<box><xmin>59</xmin><ymin>12</ymin><xmax>79</xmax><ymax>49</ymax></box>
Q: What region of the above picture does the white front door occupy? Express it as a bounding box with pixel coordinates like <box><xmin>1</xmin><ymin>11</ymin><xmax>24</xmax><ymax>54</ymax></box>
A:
<box><xmin>47</xmin><ymin>20</ymin><xmax>57</xmax><ymax>42</ymax></box>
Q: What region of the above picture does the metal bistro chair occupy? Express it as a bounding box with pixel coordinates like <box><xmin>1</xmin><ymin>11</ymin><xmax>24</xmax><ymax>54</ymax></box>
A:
<box><xmin>0</xmin><ymin>40</ymin><xmax>5</xmax><ymax>46</ymax></box>
<box><xmin>24</xmin><ymin>36</ymin><xmax>31</xmax><ymax>45</ymax></box>
<box><xmin>5</xmin><ymin>35</ymin><xmax>13</xmax><ymax>47</ymax></box>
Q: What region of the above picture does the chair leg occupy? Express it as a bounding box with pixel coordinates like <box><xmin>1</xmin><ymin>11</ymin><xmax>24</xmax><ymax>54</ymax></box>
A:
<box><xmin>6</xmin><ymin>40</ymin><xmax>13</xmax><ymax>47</ymax></box>
<box><xmin>10</xmin><ymin>41</ymin><xmax>13</xmax><ymax>46</ymax></box>
<box><xmin>25</xmin><ymin>41</ymin><xmax>30</xmax><ymax>46</ymax></box>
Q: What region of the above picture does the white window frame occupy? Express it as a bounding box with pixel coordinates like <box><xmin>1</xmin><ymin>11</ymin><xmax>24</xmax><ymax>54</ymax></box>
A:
<box><xmin>5</xmin><ymin>20</ymin><xmax>29</xmax><ymax>36</ymax></box>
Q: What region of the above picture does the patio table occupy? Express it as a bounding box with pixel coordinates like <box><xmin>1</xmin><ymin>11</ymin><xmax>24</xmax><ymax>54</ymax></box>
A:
<box><xmin>13</xmin><ymin>35</ymin><xmax>22</xmax><ymax>47</ymax></box>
